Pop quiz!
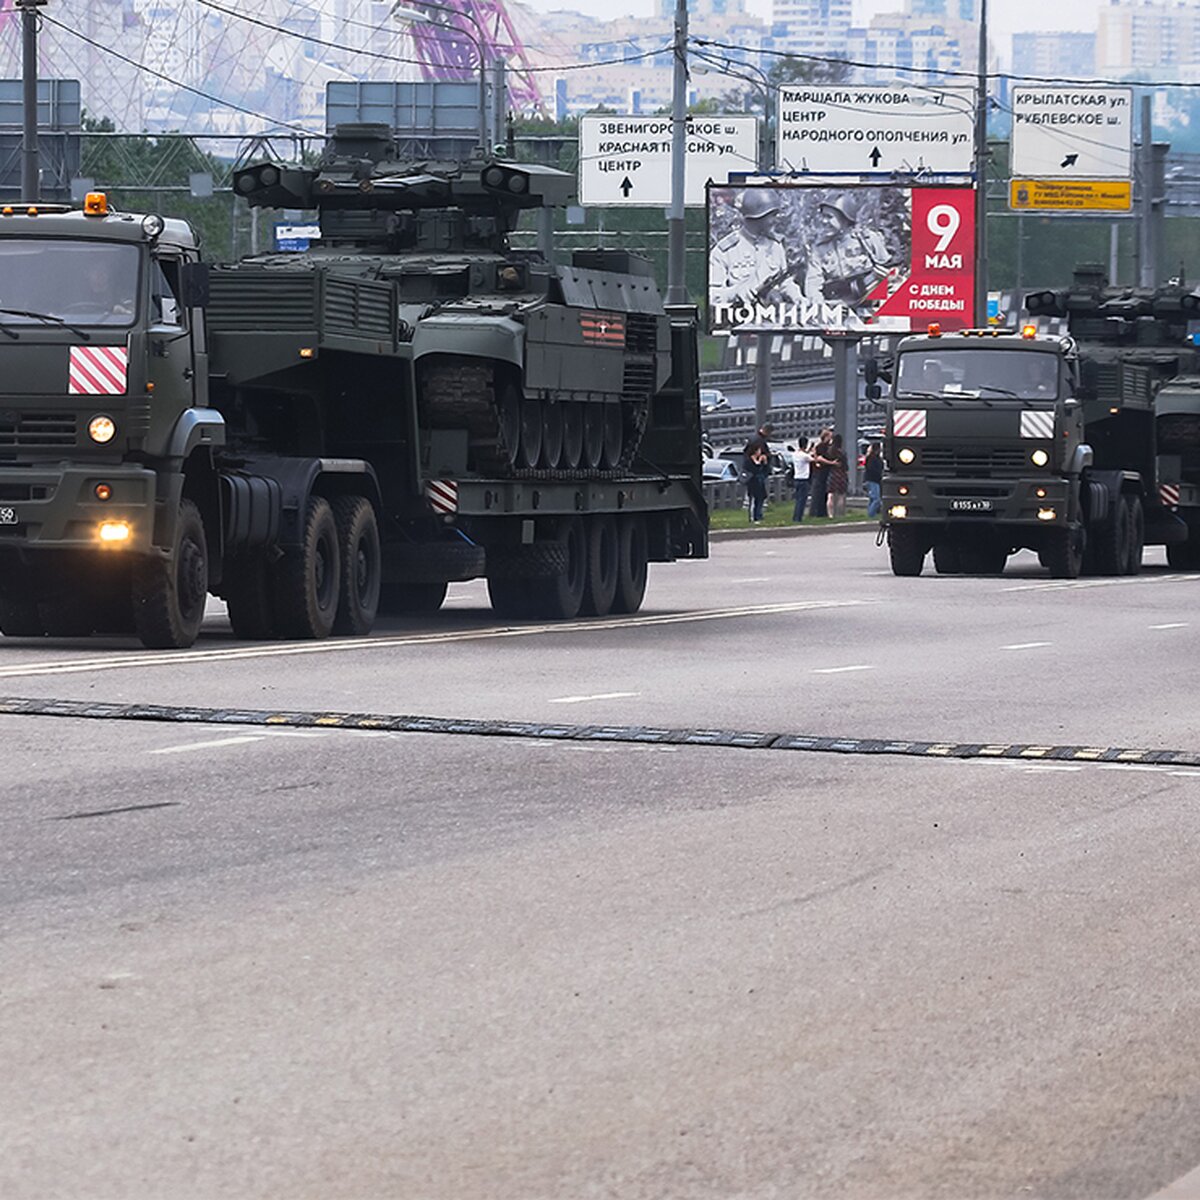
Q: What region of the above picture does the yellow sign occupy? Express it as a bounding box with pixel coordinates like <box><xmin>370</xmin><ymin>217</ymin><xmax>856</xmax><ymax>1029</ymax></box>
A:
<box><xmin>1009</xmin><ymin>179</ymin><xmax>1132</xmax><ymax>212</ymax></box>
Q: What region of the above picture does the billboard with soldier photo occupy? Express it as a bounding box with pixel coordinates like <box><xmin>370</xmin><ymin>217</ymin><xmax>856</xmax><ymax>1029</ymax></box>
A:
<box><xmin>707</xmin><ymin>183</ymin><xmax>975</xmax><ymax>334</ymax></box>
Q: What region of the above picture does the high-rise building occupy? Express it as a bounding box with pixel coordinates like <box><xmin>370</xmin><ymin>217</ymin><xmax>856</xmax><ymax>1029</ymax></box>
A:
<box><xmin>1012</xmin><ymin>31</ymin><xmax>1095</xmax><ymax>81</ymax></box>
<box><xmin>1097</xmin><ymin>1</ymin><xmax>1200</xmax><ymax>75</ymax></box>
<box><xmin>771</xmin><ymin>0</ymin><xmax>853</xmax><ymax>61</ymax></box>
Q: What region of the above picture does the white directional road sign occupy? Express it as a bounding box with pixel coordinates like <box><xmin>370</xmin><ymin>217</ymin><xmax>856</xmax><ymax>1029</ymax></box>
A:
<box><xmin>579</xmin><ymin>115</ymin><xmax>759</xmax><ymax>207</ymax></box>
<box><xmin>1010</xmin><ymin>87</ymin><xmax>1132</xmax><ymax>180</ymax></box>
<box><xmin>776</xmin><ymin>85</ymin><xmax>975</xmax><ymax>175</ymax></box>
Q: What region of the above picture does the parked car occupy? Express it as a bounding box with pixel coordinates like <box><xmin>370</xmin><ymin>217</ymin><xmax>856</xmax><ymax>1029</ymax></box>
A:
<box><xmin>700</xmin><ymin>388</ymin><xmax>729</xmax><ymax>413</ymax></box>
<box><xmin>702</xmin><ymin>457</ymin><xmax>740</xmax><ymax>483</ymax></box>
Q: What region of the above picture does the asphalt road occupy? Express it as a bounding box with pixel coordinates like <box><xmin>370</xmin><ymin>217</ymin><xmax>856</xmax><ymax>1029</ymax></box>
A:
<box><xmin>5</xmin><ymin>529</ymin><xmax>1200</xmax><ymax>1200</ymax></box>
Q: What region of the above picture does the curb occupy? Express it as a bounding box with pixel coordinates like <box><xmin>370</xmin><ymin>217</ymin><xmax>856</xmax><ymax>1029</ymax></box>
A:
<box><xmin>709</xmin><ymin>521</ymin><xmax>881</xmax><ymax>542</ymax></box>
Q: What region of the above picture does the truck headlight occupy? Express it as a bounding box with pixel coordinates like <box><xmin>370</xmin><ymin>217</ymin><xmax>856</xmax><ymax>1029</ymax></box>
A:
<box><xmin>1031</xmin><ymin>449</ymin><xmax>1049</xmax><ymax>467</ymax></box>
<box><xmin>889</xmin><ymin>504</ymin><xmax>908</xmax><ymax>519</ymax></box>
<box><xmin>88</xmin><ymin>414</ymin><xmax>116</xmax><ymax>444</ymax></box>
<box><xmin>897</xmin><ymin>447</ymin><xmax>915</xmax><ymax>465</ymax></box>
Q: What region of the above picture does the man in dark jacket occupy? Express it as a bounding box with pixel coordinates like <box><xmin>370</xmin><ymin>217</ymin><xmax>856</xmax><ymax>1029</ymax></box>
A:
<box><xmin>743</xmin><ymin>423</ymin><xmax>774</xmax><ymax>523</ymax></box>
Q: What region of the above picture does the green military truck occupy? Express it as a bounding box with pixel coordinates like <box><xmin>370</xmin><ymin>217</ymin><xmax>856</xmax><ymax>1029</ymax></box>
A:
<box><xmin>873</xmin><ymin>269</ymin><xmax>1200</xmax><ymax>578</ymax></box>
<box><xmin>0</xmin><ymin>125</ymin><xmax>707</xmax><ymax>648</ymax></box>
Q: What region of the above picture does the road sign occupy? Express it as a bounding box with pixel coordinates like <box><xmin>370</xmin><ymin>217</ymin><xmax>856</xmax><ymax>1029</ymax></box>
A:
<box><xmin>1010</xmin><ymin>87</ymin><xmax>1132</xmax><ymax>180</ymax></box>
<box><xmin>776</xmin><ymin>85</ymin><xmax>975</xmax><ymax>175</ymax></box>
<box><xmin>275</xmin><ymin>223</ymin><xmax>321</xmax><ymax>251</ymax></box>
<box><xmin>578</xmin><ymin>115</ymin><xmax>758</xmax><ymax>207</ymax></box>
<box><xmin>1009</xmin><ymin>179</ymin><xmax>1132</xmax><ymax>212</ymax></box>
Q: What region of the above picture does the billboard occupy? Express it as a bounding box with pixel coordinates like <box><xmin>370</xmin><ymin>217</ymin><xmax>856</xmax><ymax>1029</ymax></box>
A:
<box><xmin>707</xmin><ymin>183</ymin><xmax>976</xmax><ymax>335</ymax></box>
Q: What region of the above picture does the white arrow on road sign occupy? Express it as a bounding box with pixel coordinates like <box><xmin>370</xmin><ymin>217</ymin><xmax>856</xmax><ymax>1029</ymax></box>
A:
<box><xmin>579</xmin><ymin>114</ymin><xmax>759</xmax><ymax>207</ymax></box>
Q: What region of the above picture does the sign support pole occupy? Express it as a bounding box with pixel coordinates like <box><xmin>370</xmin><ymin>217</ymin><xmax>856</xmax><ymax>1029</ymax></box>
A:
<box><xmin>18</xmin><ymin>0</ymin><xmax>44</xmax><ymax>203</ymax></box>
<box><xmin>665</xmin><ymin>0</ymin><xmax>687</xmax><ymax>306</ymax></box>
<box><xmin>973</xmin><ymin>0</ymin><xmax>988</xmax><ymax>326</ymax></box>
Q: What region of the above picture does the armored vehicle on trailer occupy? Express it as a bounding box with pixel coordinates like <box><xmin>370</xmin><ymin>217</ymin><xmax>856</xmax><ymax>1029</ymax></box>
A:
<box><xmin>0</xmin><ymin>125</ymin><xmax>707</xmax><ymax>647</ymax></box>
<box><xmin>874</xmin><ymin>267</ymin><xmax>1200</xmax><ymax>578</ymax></box>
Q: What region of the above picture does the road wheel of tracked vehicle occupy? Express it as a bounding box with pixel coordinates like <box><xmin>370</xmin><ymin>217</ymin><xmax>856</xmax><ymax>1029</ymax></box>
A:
<box><xmin>379</xmin><ymin>581</ymin><xmax>447</xmax><ymax>615</ymax></box>
<box><xmin>582</xmin><ymin>403</ymin><xmax>605</xmax><ymax>470</ymax></box>
<box><xmin>528</xmin><ymin>516</ymin><xmax>587</xmax><ymax>620</ymax></box>
<box><xmin>272</xmin><ymin>496</ymin><xmax>340</xmax><ymax>640</ymax></box>
<box><xmin>581</xmin><ymin>514</ymin><xmax>619</xmax><ymax>617</ymax></box>
<box><xmin>1042</xmin><ymin>523</ymin><xmax>1085</xmax><ymax>579</ymax></box>
<box><xmin>1125</xmin><ymin>494</ymin><xmax>1144</xmax><ymax>575</ymax></box>
<box><xmin>332</xmin><ymin>496</ymin><xmax>381</xmax><ymax>637</ymax></box>
<box><xmin>223</xmin><ymin>554</ymin><xmax>277</xmax><ymax>640</ymax></box>
<box><xmin>518</xmin><ymin>398</ymin><xmax>543</xmax><ymax>469</ymax></box>
<box><xmin>562</xmin><ymin>402</ymin><xmax>584</xmax><ymax>470</ymax></box>
<box><xmin>131</xmin><ymin>498</ymin><xmax>209</xmax><ymax>649</ymax></box>
<box><xmin>498</xmin><ymin>386</ymin><xmax>522</xmax><ymax>467</ymax></box>
<box><xmin>541</xmin><ymin>401</ymin><xmax>565</xmax><ymax>468</ymax></box>
<box><xmin>932</xmin><ymin>542</ymin><xmax>962</xmax><ymax>575</ymax></box>
<box><xmin>601</xmin><ymin>402</ymin><xmax>624</xmax><ymax>469</ymax></box>
<box><xmin>888</xmin><ymin>525</ymin><xmax>925</xmax><ymax>577</ymax></box>
<box><xmin>1088</xmin><ymin>492</ymin><xmax>1131</xmax><ymax>576</ymax></box>
<box><xmin>612</xmin><ymin>514</ymin><xmax>649</xmax><ymax>615</ymax></box>
<box><xmin>0</xmin><ymin>595</ymin><xmax>44</xmax><ymax>637</ymax></box>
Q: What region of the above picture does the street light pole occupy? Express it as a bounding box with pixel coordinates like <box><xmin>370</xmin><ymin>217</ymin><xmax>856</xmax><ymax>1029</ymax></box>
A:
<box><xmin>665</xmin><ymin>0</ymin><xmax>688</xmax><ymax>306</ymax></box>
<box><xmin>17</xmin><ymin>0</ymin><xmax>45</xmax><ymax>203</ymax></box>
<box><xmin>973</xmin><ymin>0</ymin><xmax>988</xmax><ymax>326</ymax></box>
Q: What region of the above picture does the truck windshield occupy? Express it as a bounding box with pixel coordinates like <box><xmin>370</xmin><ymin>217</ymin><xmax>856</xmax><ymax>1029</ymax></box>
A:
<box><xmin>0</xmin><ymin>239</ymin><xmax>140</xmax><ymax>327</ymax></box>
<box><xmin>896</xmin><ymin>349</ymin><xmax>1058</xmax><ymax>401</ymax></box>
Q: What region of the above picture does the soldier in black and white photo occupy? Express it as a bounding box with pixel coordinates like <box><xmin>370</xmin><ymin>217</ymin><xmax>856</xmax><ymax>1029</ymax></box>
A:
<box><xmin>803</xmin><ymin>191</ymin><xmax>894</xmax><ymax>310</ymax></box>
<box><xmin>709</xmin><ymin>189</ymin><xmax>805</xmax><ymax>309</ymax></box>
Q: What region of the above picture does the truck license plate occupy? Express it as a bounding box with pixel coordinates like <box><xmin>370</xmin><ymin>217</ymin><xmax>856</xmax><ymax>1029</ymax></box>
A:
<box><xmin>0</xmin><ymin>507</ymin><xmax>16</xmax><ymax>525</ymax></box>
<box><xmin>950</xmin><ymin>498</ymin><xmax>993</xmax><ymax>512</ymax></box>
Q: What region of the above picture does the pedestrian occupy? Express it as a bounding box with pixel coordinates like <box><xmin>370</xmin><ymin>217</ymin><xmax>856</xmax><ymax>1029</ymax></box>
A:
<box><xmin>828</xmin><ymin>433</ymin><xmax>849</xmax><ymax>517</ymax></box>
<box><xmin>808</xmin><ymin>427</ymin><xmax>834</xmax><ymax>518</ymax></box>
<box><xmin>791</xmin><ymin>437</ymin><xmax>813</xmax><ymax>522</ymax></box>
<box><xmin>863</xmin><ymin>441</ymin><xmax>883</xmax><ymax>519</ymax></box>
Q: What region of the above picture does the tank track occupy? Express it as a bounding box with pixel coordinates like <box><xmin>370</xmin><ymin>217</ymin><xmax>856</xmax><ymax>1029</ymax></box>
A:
<box><xmin>420</xmin><ymin>361</ymin><xmax>649</xmax><ymax>480</ymax></box>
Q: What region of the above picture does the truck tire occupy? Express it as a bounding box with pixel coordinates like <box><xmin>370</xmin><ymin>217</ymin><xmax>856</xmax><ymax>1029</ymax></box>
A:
<box><xmin>932</xmin><ymin>542</ymin><xmax>962</xmax><ymax>575</ymax></box>
<box><xmin>224</xmin><ymin>554</ymin><xmax>276</xmax><ymax>641</ymax></box>
<box><xmin>487</xmin><ymin>575</ymin><xmax>533</xmax><ymax>618</ymax></box>
<box><xmin>389</xmin><ymin>541</ymin><xmax>485</xmax><ymax>583</ymax></box>
<box><xmin>379</xmin><ymin>580</ymin><xmax>446</xmax><ymax>615</ymax></box>
<box><xmin>272</xmin><ymin>496</ymin><xmax>340</xmax><ymax>640</ymax></box>
<box><xmin>1125</xmin><ymin>494</ymin><xmax>1144</xmax><ymax>575</ymax></box>
<box><xmin>0</xmin><ymin>596</ymin><xmax>44</xmax><ymax>637</ymax></box>
<box><xmin>581</xmin><ymin>514</ymin><xmax>619</xmax><ymax>616</ymax></box>
<box><xmin>131</xmin><ymin>498</ymin><xmax>209</xmax><ymax>649</ymax></box>
<box><xmin>612</xmin><ymin>515</ymin><xmax>649</xmax><ymax>614</ymax></box>
<box><xmin>1042</xmin><ymin>524</ymin><xmax>1085</xmax><ymax>579</ymax></box>
<box><xmin>332</xmin><ymin>496</ymin><xmax>381</xmax><ymax>636</ymax></box>
<box><xmin>485</xmin><ymin>542</ymin><xmax>568</xmax><ymax>580</ymax></box>
<box><xmin>888</xmin><ymin>525</ymin><xmax>925</xmax><ymax>577</ymax></box>
<box><xmin>1089</xmin><ymin>493</ymin><xmax>1130</xmax><ymax>576</ymax></box>
<box><xmin>959</xmin><ymin>544</ymin><xmax>1007</xmax><ymax>575</ymax></box>
<box><xmin>528</xmin><ymin>515</ymin><xmax>586</xmax><ymax>619</ymax></box>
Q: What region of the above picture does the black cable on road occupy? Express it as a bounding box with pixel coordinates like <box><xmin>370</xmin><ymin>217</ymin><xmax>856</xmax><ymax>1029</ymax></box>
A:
<box><xmin>0</xmin><ymin>696</ymin><xmax>1196</xmax><ymax>768</ymax></box>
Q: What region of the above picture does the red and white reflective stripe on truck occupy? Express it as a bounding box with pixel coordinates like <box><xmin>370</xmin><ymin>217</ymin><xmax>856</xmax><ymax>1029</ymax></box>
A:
<box><xmin>893</xmin><ymin>409</ymin><xmax>927</xmax><ymax>439</ymax></box>
<box><xmin>426</xmin><ymin>480</ymin><xmax>458</xmax><ymax>514</ymax></box>
<box><xmin>1020</xmin><ymin>410</ymin><xmax>1055</xmax><ymax>439</ymax></box>
<box><xmin>1160</xmin><ymin>483</ymin><xmax>1181</xmax><ymax>509</ymax></box>
<box><xmin>68</xmin><ymin>345</ymin><xmax>128</xmax><ymax>395</ymax></box>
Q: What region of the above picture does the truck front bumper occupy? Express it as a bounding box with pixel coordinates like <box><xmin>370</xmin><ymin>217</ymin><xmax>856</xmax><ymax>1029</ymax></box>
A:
<box><xmin>882</xmin><ymin>475</ymin><xmax>1073</xmax><ymax>528</ymax></box>
<box><xmin>0</xmin><ymin>464</ymin><xmax>158</xmax><ymax>553</ymax></box>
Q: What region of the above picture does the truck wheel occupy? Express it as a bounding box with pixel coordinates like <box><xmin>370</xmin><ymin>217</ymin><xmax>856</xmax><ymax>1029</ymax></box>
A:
<box><xmin>888</xmin><ymin>526</ymin><xmax>925</xmax><ymax>576</ymax></box>
<box><xmin>562</xmin><ymin>403</ymin><xmax>583</xmax><ymax>470</ymax></box>
<box><xmin>1125</xmin><ymin>494</ymin><xmax>1144</xmax><ymax>575</ymax></box>
<box><xmin>541</xmin><ymin>401</ymin><xmax>564</xmax><ymax>468</ymax></box>
<box><xmin>529</xmin><ymin>515</ymin><xmax>586</xmax><ymax>619</ymax></box>
<box><xmin>1090</xmin><ymin>493</ymin><xmax>1130</xmax><ymax>576</ymax></box>
<box><xmin>332</xmin><ymin>496</ymin><xmax>381</xmax><ymax>637</ymax></box>
<box><xmin>582</xmin><ymin>404</ymin><xmax>604</xmax><ymax>470</ymax></box>
<box><xmin>601</xmin><ymin>402</ymin><xmax>623</xmax><ymax>468</ymax></box>
<box><xmin>581</xmin><ymin>514</ymin><xmax>619</xmax><ymax>616</ymax></box>
<box><xmin>487</xmin><ymin>575</ymin><xmax>533</xmax><ymax>618</ymax></box>
<box><xmin>224</xmin><ymin>554</ymin><xmax>276</xmax><ymax>640</ymax></box>
<box><xmin>0</xmin><ymin>596</ymin><xmax>44</xmax><ymax>637</ymax></box>
<box><xmin>932</xmin><ymin>542</ymin><xmax>962</xmax><ymax>574</ymax></box>
<box><xmin>272</xmin><ymin>496</ymin><xmax>340</xmax><ymax>639</ymax></box>
<box><xmin>612</xmin><ymin>515</ymin><xmax>649</xmax><ymax>614</ymax></box>
<box><xmin>379</xmin><ymin>581</ymin><xmax>446</xmax><ymax>614</ymax></box>
<box><xmin>1042</xmin><ymin>524</ymin><xmax>1085</xmax><ymax>579</ymax></box>
<box><xmin>960</xmin><ymin>544</ymin><xmax>1007</xmax><ymax>575</ymax></box>
<box><xmin>131</xmin><ymin>498</ymin><xmax>209</xmax><ymax>649</ymax></box>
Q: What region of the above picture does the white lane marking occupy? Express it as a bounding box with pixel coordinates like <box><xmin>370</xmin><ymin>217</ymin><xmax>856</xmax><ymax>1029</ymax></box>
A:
<box><xmin>0</xmin><ymin>600</ymin><xmax>871</xmax><ymax>680</ymax></box>
<box><xmin>149</xmin><ymin>736</ymin><xmax>264</xmax><ymax>755</ymax></box>
<box><xmin>812</xmin><ymin>664</ymin><xmax>875</xmax><ymax>675</ymax></box>
<box><xmin>1150</xmin><ymin>623</ymin><xmax>1189</xmax><ymax>630</ymax></box>
<box><xmin>259</xmin><ymin>729</ymin><xmax>328</xmax><ymax>739</ymax></box>
<box><xmin>1170</xmin><ymin>770</ymin><xmax>1200</xmax><ymax>778</ymax></box>
<box><xmin>549</xmin><ymin>691</ymin><xmax>640</xmax><ymax>705</ymax></box>
<box><xmin>1005</xmin><ymin>574</ymin><xmax>1200</xmax><ymax>593</ymax></box>
<box><xmin>1001</xmin><ymin>642</ymin><xmax>1051</xmax><ymax>651</ymax></box>
<box><xmin>730</xmin><ymin>577</ymin><xmax>772</xmax><ymax>583</ymax></box>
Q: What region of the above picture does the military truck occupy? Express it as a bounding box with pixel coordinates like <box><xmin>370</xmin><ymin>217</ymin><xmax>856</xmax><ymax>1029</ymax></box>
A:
<box><xmin>0</xmin><ymin>124</ymin><xmax>707</xmax><ymax>648</ymax></box>
<box><xmin>873</xmin><ymin>268</ymin><xmax>1200</xmax><ymax>578</ymax></box>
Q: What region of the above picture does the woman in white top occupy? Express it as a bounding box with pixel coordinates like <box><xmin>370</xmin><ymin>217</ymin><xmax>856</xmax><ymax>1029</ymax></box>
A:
<box><xmin>791</xmin><ymin>438</ymin><xmax>813</xmax><ymax>523</ymax></box>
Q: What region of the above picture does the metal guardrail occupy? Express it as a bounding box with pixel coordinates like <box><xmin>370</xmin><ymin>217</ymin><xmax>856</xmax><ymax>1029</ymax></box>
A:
<box><xmin>702</xmin><ymin>398</ymin><xmax>886</xmax><ymax>450</ymax></box>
